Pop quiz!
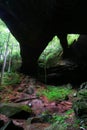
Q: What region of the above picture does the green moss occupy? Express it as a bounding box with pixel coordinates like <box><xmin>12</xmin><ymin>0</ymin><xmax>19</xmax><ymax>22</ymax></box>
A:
<box><xmin>0</xmin><ymin>85</ymin><xmax>5</xmax><ymax>91</ymax></box>
<box><xmin>0</xmin><ymin>103</ymin><xmax>32</xmax><ymax>117</ymax></box>
<box><xmin>2</xmin><ymin>72</ymin><xmax>21</xmax><ymax>86</ymax></box>
<box><xmin>21</xmin><ymin>105</ymin><xmax>32</xmax><ymax>113</ymax></box>
<box><xmin>65</xmin><ymin>109</ymin><xmax>74</xmax><ymax>115</ymax></box>
<box><xmin>52</xmin><ymin>115</ymin><xmax>67</xmax><ymax>123</ymax></box>
<box><xmin>37</xmin><ymin>85</ymin><xmax>72</xmax><ymax>101</ymax></box>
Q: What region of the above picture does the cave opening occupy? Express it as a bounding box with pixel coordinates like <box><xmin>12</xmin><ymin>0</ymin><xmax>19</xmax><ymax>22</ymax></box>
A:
<box><xmin>0</xmin><ymin>19</ymin><xmax>21</xmax><ymax>73</ymax></box>
<box><xmin>0</xmin><ymin>18</ymin><xmax>82</xmax><ymax>86</ymax></box>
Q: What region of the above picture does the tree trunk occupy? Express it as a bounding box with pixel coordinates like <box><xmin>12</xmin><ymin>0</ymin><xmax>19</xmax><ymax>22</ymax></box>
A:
<box><xmin>8</xmin><ymin>42</ymin><xmax>13</xmax><ymax>72</ymax></box>
<box><xmin>0</xmin><ymin>32</ymin><xmax>10</xmax><ymax>85</ymax></box>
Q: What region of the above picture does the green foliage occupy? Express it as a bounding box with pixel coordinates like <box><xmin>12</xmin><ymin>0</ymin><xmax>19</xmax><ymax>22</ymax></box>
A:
<box><xmin>39</xmin><ymin>36</ymin><xmax>62</xmax><ymax>68</ymax></box>
<box><xmin>0</xmin><ymin>85</ymin><xmax>5</xmax><ymax>91</ymax></box>
<box><xmin>37</xmin><ymin>85</ymin><xmax>72</xmax><ymax>101</ymax></box>
<box><xmin>67</xmin><ymin>34</ymin><xmax>80</xmax><ymax>45</ymax></box>
<box><xmin>78</xmin><ymin>89</ymin><xmax>87</xmax><ymax>98</ymax></box>
<box><xmin>65</xmin><ymin>109</ymin><xmax>74</xmax><ymax>115</ymax></box>
<box><xmin>39</xmin><ymin>34</ymin><xmax>80</xmax><ymax>68</ymax></box>
<box><xmin>9</xmin><ymin>58</ymin><xmax>21</xmax><ymax>72</ymax></box>
<box><xmin>0</xmin><ymin>19</ymin><xmax>21</xmax><ymax>72</ymax></box>
<box><xmin>52</xmin><ymin>114</ymin><xmax>67</xmax><ymax>123</ymax></box>
<box><xmin>49</xmin><ymin>109</ymin><xmax>74</xmax><ymax>128</ymax></box>
<box><xmin>72</xmin><ymin>118</ymin><xmax>87</xmax><ymax>129</ymax></box>
<box><xmin>1</xmin><ymin>72</ymin><xmax>21</xmax><ymax>86</ymax></box>
<box><xmin>0</xmin><ymin>19</ymin><xmax>20</xmax><ymax>55</ymax></box>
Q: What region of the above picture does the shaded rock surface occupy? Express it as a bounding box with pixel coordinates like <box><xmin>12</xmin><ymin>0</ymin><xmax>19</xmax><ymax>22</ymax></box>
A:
<box><xmin>0</xmin><ymin>120</ymin><xmax>4</xmax><ymax>128</ymax></box>
<box><xmin>73</xmin><ymin>82</ymin><xmax>87</xmax><ymax>120</ymax></box>
<box><xmin>0</xmin><ymin>103</ymin><xmax>32</xmax><ymax>118</ymax></box>
<box><xmin>46</xmin><ymin>35</ymin><xmax>87</xmax><ymax>85</ymax></box>
<box><xmin>0</xmin><ymin>120</ymin><xmax>23</xmax><ymax>130</ymax></box>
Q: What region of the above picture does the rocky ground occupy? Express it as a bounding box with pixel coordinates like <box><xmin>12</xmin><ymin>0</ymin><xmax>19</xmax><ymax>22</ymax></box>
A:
<box><xmin>0</xmin><ymin>74</ymin><xmax>86</xmax><ymax>130</ymax></box>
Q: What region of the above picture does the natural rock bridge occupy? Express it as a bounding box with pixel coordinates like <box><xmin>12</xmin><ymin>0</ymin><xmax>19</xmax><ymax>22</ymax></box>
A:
<box><xmin>0</xmin><ymin>0</ymin><xmax>87</xmax><ymax>84</ymax></box>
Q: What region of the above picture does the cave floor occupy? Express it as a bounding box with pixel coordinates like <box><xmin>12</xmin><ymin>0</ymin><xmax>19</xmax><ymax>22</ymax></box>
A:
<box><xmin>0</xmin><ymin>74</ymin><xmax>81</xmax><ymax>130</ymax></box>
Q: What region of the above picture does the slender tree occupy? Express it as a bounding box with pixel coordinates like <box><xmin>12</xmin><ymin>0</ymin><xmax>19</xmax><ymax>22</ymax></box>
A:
<box><xmin>0</xmin><ymin>32</ymin><xmax>10</xmax><ymax>85</ymax></box>
<box><xmin>8</xmin><ymin>42</ymin><xmax>14</xmax><ymax>72</ymax></box>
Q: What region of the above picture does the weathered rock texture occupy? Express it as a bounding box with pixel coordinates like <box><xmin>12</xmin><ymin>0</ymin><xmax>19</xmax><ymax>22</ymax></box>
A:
<box><xmin>47</xmin><ymin>35</ymin><xmax>87</xmax><ymax>85</ymax></box>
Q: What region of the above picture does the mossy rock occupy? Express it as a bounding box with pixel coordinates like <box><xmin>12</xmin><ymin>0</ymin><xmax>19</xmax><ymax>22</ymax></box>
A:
<box><xmin>73</xmin><ymin>99</ymin><xmax>87</xmax><ymax>118</ymax></box>
<box><xmin>78</xmin><ymin>89</ymin><xmax>87</xmax><ymax>98</ymax></box>
<box><xmin>73</xmin><ymin>88</ymin><xmax>87</xmax><ymax>119</ymax></box>
<box><xmin>0</xmin><ymin>103</ymin><xmax>32</xmax><ymax>117</ymax></box>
